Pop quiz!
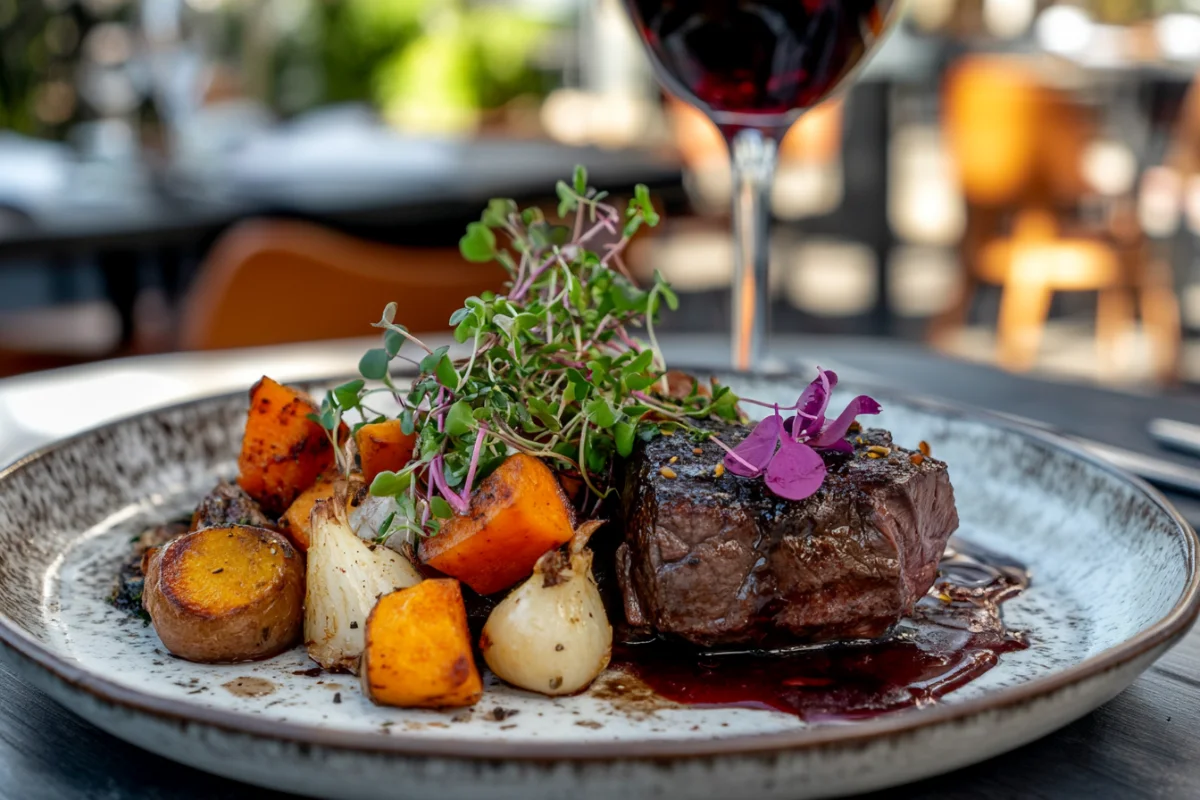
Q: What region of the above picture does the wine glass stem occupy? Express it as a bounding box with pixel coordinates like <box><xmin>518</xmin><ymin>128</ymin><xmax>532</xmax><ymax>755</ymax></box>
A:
<box><xmin>728</xmin><ymin>128</ymin><xmax>779</xmax><ymax>371</ymax></box>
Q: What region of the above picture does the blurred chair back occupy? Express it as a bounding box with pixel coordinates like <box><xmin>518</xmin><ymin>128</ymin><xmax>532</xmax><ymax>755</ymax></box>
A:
<box><xmin>937</xmin><ymin>55</ymin><xmax>1178</xmax><ymax>381</ymax></box>
<box><xmin>180</xmin><ymin>220</ymin><xmax>505</xmax><ymax>350</ymax></box>
<box><xmin>944</xmin><ymin>56</ymin><xmax>1043</xmax><ymax>208</ymax></box>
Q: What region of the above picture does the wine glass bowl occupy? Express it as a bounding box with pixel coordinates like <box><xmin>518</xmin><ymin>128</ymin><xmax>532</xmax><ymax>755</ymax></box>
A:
<box><xmin>622</xmin><ymin>0</ymin><xmax>899</xmax><ymax>367</ymax></box>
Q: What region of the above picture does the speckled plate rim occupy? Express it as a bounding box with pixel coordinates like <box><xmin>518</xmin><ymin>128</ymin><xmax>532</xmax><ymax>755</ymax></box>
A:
<box><xmin>0</xmin><ymin>378</ymin><xmax>1197</xmax><ymax>765</ymax></box>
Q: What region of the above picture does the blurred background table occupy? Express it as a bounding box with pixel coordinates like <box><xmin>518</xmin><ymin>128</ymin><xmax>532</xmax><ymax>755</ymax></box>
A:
<box><xmin>1</xmin><ymin>334</ymin><xmax>1200</xmax><ymax>799</ymax></box>
<box><xmin>5</xmin><ymin>0</ymin><xmax>1200</xmax><ymax>390</ymax></box>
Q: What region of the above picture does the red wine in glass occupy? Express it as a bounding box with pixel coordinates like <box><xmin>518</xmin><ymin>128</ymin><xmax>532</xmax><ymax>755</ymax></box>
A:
<box><xmin>622</xmin><ymin>0</ymin><xmax>898</xmax><ymax>368</ymax></box>
<box><xmin>625</xmin><ymin>0</ymin><xmax>895</xmax><ymax>127</ymax></box>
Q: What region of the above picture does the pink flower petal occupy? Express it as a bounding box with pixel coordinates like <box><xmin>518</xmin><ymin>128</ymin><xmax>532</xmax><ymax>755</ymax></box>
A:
<box><xmin>794</xmin><ymin>369</ymin><xmax>838</xmax><ymax>436</ymax></box>
<box><xmin>823</xmin><ymin>438</ymin><xmax>854</xmax><ymax>455</ymax></box>
<box><xmin>724</xmin><ymin>414</ymin><xmax>783</xmax><ymax>477</ymax></box>
<box><xmin>764</xmin><ymin>438</ymin><xmax>827</xmax><ymax>500</ymax></box>
<box><xmin>810</xmin><ymin>396</ymin><xmax>883</xmax><ymax>448</ymax></box>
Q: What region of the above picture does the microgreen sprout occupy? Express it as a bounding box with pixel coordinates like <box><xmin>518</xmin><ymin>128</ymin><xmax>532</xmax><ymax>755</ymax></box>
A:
<box><xmin>308</xmin><ymin>168</ymin><xmax>739</xmax><ymax>543</ymax></box>
<box><xmin>312</xmin><ymin>169</ymin><xmax>874</xmax><ymax>545</ymax></box>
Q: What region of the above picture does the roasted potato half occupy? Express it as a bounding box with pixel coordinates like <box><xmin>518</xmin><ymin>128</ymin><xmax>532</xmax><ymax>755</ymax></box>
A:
<box><xmin>142</xmin><ymin>525</ymin><xmax>304</xmax><ymax>663</ymax></box>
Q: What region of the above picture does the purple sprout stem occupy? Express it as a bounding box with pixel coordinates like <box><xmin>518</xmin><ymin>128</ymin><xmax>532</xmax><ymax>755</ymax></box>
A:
<box><xmin>429</xmin><ymin>456</ymin><xmax>470</xmax><ymax>515</ymax></box>
<box><xmin>740</xmin><ymin>397</ymin><xmax>801</xmax><ymax>411</ymax></box>
<box><xmin>707</xmin><ymin>434</ymin><xmax>761</xmax><ymax>474</ymax></box>
<box><xmin>580</xmin><ymin>313</ymin><xmax>614</xmax><ymax>352</ymax></box>
<box><xmin>510</xmin><ymin>207</ymin><xmax>621</xmax><ymax>301</ymax></box>
<box><xmin>615</xmin><ymin>327</ymin><xmax>643</xmax><ymax>352</ymax></box>
<box><xmin>462</xmin><ymin>423</ymin><xmax>488</xmax><ymax>497</ymax></box>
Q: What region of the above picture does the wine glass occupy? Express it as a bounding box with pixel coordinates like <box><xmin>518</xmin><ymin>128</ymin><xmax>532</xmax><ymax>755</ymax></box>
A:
<box><xmin>621</xmin><ymin>0</ymin><xmax>899</xmax><ymax>369</ymax></box>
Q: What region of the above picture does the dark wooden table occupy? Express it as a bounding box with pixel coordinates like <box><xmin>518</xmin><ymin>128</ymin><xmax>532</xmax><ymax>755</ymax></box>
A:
<box><xmin>2</xmin><ymin>336</ymin><xmax>1199</xmax><ymax>799</ymax></box>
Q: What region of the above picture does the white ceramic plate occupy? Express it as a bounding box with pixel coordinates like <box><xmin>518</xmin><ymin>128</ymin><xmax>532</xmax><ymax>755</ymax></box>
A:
<box><xmin>0</xmin><ymin>375</ymin><xmax>1196</xmax><ymax>799</ymax></box>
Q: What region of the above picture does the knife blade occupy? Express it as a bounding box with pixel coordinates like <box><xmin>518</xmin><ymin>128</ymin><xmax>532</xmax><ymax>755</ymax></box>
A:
<box><xmin>997</xmin><ymin>412</ymin><xmax>1200</xmax><ymax>497</ymax></box>
<box><xmin>1148</xmin><ymin>418</ymin><xmax>1200</xmax><ymax>461</ymax></box>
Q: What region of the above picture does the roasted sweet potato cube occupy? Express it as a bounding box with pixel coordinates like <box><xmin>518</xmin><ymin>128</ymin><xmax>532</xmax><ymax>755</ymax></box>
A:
<box><xmin>279</xmin><ymin>478</ymin><xmax>337</xmax><ymax>552</ymax></box>
<box><xmin>419</xmin><ymin>453</ymin><xmax>575</xmax><ymax>595</ymax></box>
<box><xmin>237</xmin><ymin>376</ymin><xmax>338</xmax><ymax>516</ymax></box>
<box><xmin>361</xmin><ymin>579</ymin><xmax>482</xmax><ymax>708</ymax></box>
<box><xmin>355</xmin><ymin>420</ymin><xmax>417</xmax><ymax>484</ymax></box>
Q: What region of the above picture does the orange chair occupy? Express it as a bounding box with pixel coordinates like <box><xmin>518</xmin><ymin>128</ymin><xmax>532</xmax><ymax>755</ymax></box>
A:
<box><xmin>936</xmin><ymin>55</ymin><xmax>1179</xmax><ymax>380</ymax></box>
<box><xmin>179</xmin><ymin>220</ymin><xmax>506</xmax><ymax>350</ymax></box>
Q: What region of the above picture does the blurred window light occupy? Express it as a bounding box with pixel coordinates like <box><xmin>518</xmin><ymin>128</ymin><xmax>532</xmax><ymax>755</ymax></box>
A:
<box><xmin>782</xmin><ymin>240</ymin><xmax>877</xmax><ymax>316</ymax></box>
<box><xmin>772</xmin><ymin>162</ymin><xmax>843</xmax><ymax>220</ymax></box>
<box><xmin>983</xmin><ymin>0</ymin><xmax>1036</xmax><ymax>39</ymax></box>
<box><xmin>888</xmin><ymin>246</ymin><xmax>959</xmax><ymax>318</ymax></box>
<box><xmin>889</xmin><ymin>125</ymin><xmax>965</xmax><ymax>246</ymax></box>
<box><xmin>1185</xmin><ymin>175</ymin><xmax>1200</xmax><ymax>235</ymax></box>
<box><xmin>1180</xmin><ymin>284</ymin><xmax>1200</xmax><ymax>330</ymax></box>
<box><xmin>636</xmin><ymin>229</ymin><xmax>734</xmax><ymax>292</ymax></box>
<box><xmin>909</xmin><ymin>0</ymin><xmax>957</xmax><ymax>32</ymax></box>
<box><xmin>84</xmin><ymin>23</ymin><xmax>134</xmax><ymax>67</ymax></box>
<box><xmin>1138</xmin><ymin>166</ymin><xmax>1182</xmax><ymax>237</ymax></box>
<box><xmin>1156</xmin><ymin>14</ymin><xmax>1200</xmax><ymax>61</ymax></box>
<box><xmin>78</xmin><ymin>67</ymin><xmax>140</xmax><ymax>116</ymax></box>
<box><xmin>186</xmin><ymin>0</ymin><xmax>226</xmax><ymax>11</ymax></box>
<box><xmin>540</xmin><ymin>88</ymin><xmax>651</xmax><ymax>148</ymax></box>
<box><xmin>1036</xmin><ymin>5</ymin><xmax>1094</xmax><ymax>56</ymax></box>
<box><xmin>33</xmin><ymin>81</ymin><xmax>77</xmax><ymax>126</ymax></box>
<box><xmin>1081</xmin><ymin>140</ymin><xmax>1137</xmax><ymax>197</ymax></box>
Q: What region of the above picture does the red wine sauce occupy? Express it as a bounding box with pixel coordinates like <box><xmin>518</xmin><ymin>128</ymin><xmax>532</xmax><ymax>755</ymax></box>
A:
<box><xmin>611</xmin><ymin>540</ymin><xmax>1029</xmax><ymax>722</ymax></box>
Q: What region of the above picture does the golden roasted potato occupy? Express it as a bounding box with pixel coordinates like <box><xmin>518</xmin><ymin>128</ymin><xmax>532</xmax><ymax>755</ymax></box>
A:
<box><xmin>142</xmin><ymin>525</ymin><xmax>304</xmax><ymax>663</ymax></box>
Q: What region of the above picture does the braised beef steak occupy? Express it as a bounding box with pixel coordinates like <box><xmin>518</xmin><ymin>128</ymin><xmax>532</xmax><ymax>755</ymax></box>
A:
<box><xmin>617</xmin><ymin>426</ymin><xmax>959</xmax><ymax>647</ymax></box>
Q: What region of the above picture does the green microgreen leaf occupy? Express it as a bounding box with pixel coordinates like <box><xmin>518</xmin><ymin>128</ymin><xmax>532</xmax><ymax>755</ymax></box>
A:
<box><xmin>614</xmin><ymin>421</ymin><xmax>636</xmax><ymax>458</ymax></box>
<box><xmin>435</xmin><ymin>354</ymin><xmax>459</xmax><ymax>389</ymax></box>
<box><xmin>333</xmin><ymin>379</ymin><xmax>364</xmax><ymax>410</ymax></box>
<box><xmin>419</xmin><ymin>346</ymin><xmax>449</xmax><ymax>374</ymax></box>
<box><xmin>482</xmin><ymin>198</ymin><xmax>517</xmax><ymax>229</ymax></box>
<box><xmin>573</xmin><ymin>164</ymin><xmax>588</xmax><ymax>195</ymax></box>
<box><xmin>376</xmin><ymin>510</ymin><xmax>396</xmax><ymax>539</ymax></box>
<box><xmin>585</xmin><ymin>398</ymin><xmax>617</xmax><ymax>429</ymax></box>
<box><xmin>370</xmin><ymin>470</ymin><xmax>411</xmax><ymax>497</ymax></box>
<box><xmin>444</xmin><ymin>400</ymin><xmax>474</xmax><ymax>437</ymax></box>
<box><xmin>459</xmin><ymin>222</ymin><xmax>496</xmax><ymax>262</ymax></box>
<box><xmin>384</xmin><ymin>328</ymin><xmax>406</xmax><ymax>357</ymax></box>
<box><xmin>359</xmin><ymin>348</ymin><xmax>390</xmax><ymax>381</ymax></box>
<box><xmin>556</xmin><ymin>180</ymin><xmax>577</xmax><ymax>218</ymax></box>
<box><xmin>430</xmin><ymin>497</ymin><xmax>454</xmax><ymax>519</ymax></box>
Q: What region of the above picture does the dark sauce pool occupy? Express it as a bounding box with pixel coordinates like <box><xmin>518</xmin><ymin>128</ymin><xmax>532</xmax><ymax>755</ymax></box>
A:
<box><xmin>610</xmin><ymin>539</ymin><xmax>1029</xmax><ymax>722</ymax></box>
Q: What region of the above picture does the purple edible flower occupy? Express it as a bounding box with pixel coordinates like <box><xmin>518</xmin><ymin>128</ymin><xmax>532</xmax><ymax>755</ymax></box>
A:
<box><xmin>724</xmin><ymin>369</ymin><xmax>881</xmax><ymax>501</ymax></box>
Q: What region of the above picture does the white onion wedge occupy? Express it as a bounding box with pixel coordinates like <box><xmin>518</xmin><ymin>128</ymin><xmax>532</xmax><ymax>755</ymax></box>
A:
<box><xmin>304</xmin><ymin>497</ymin><xmax>422</xmax><ymax>673</ymax></box>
